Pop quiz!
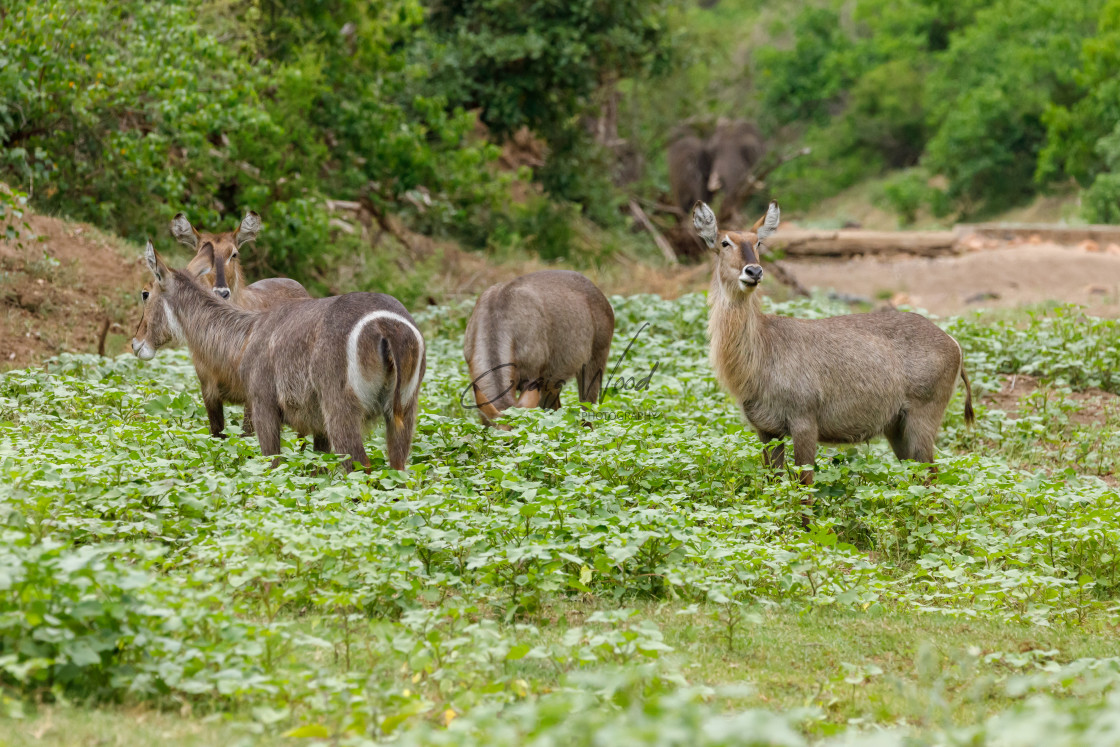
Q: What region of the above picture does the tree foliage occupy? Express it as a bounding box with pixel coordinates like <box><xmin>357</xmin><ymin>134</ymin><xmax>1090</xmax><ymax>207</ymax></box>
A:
<box><xmin>0</xmin><ymin>0</ymin><xmax>680</xmax><ymax>285</ymax></box>
<box><xmin>755</xmin><ymin>0</ymin><xmax>1117</xmax><ymax>219</ymax></box>
<box><xmin>421</xmin><ymin>0</ymin><xmax>676</xmax><ymax>140</ymax></box>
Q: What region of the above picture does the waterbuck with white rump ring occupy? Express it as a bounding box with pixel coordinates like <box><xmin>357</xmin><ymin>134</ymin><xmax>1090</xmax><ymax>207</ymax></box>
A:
<box><xmin>132</xmin><ymin>241</ymin><xmax>425</xmax><ymax>472</ymax></box>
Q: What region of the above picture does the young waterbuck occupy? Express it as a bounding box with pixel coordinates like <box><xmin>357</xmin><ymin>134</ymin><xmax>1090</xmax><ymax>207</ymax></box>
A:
<box><xmin>463</xmin><ymin>270</ymin><xmax>614</xmax><ymax>427</ymax></box>
<box><xmin>695</xmin><ymin>200</ymin><xmax>973</xmax><ymax>491</ymax></box>
<box><xmin>166</xmin><ymin>211</ymin><xmax>311</xmax><ymax>437</ymax></box>
<box><xmin>132</xmin><ymin>242</ymin><xmax>425</xmax><ymax>471</ymax></box>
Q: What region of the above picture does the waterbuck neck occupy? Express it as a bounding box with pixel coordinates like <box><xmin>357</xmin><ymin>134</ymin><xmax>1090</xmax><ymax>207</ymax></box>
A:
<box><xmin>165</xmin><ymin>271</ymin><xmax>259</xmax><ymax>371</ymax></box>
<box><xmin>707</xmin><ymin>274</ymin><xmax>768</xmax><ymax>399</ymax></box>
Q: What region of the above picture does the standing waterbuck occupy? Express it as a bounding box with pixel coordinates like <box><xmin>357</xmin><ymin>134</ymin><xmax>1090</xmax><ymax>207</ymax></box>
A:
<box><xmin>463</xmin><ymin>270</ymin><xmax>614</xmax><ymax>427</ymax></box>
<box><xmin>695</xmin><ymin>200</ymin><xmax>973</xmax><ymax>489</ymax></box>
<box><xmin>132</xmin><ymin>242</ymin><xmax>425</xmax><ymax>471</ymax></box>
<box><xmin>164</xmin><ymin>211</ymin><xmax>311</xmax><ymax>437</ymax></box>
<box><xmin>171</xmin><ymin>211</ymin><xmax>310</xmax><ymax>309</ymax></box>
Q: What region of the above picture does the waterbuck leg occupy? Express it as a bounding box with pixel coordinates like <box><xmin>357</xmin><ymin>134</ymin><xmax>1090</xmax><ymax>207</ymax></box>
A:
<box><xmin>200</xmin><ymin>383</ymin><xmax>226</xmax><ymax>438</ymax></box>
<box><xmin>577</xmin><ymin>349</ymin><xmax>610</xmax><ymax>404</ymax></box>
<box><xmin>515</xmin><ymin>386</ymin><xmax>542</xmax><ymax>409</ymax></box>
<box><xmin>790</xmin><ymin>421</ymin><xmax>818</xmax><ymax>527</ymax></box>
<box><xmin>326</xmin><ymin>408</ymin><xmax>370</xmax><ymax>473</ymax></box>
<box><xmin>539</xmin><ymin>382</ymin><xmax>564</xmax><ymax>411</ymax></box>
<box><xmin>885</xmin><ymin>412</ymin><xmax>908</xmax><ymax>462</ymax></box>
<box><xmin>384</xmin><ymin>402</ymin><xmax>418</xmax><ymax>472</ymax></box>
<box><xmin>252</xmin><ymin>396</ymin><xmax>283</xmax><ymax>469</ymax></box>
<box><xmin>901</xmin><ymin>404</ymin><xmax>941</xmax><ymax>485</ymax></box>
<box><xmin>473</xmin><ymin>364</ymin><xmax>518</xmax><ymax>429</ymax></box>
<box><xmin>758</xmin><ymin>431</ymin><xmax>785</xmax><ymax>470</ymax></box>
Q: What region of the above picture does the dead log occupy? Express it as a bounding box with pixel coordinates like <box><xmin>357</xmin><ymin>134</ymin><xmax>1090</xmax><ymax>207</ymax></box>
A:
<box><xmin>959</xmin><ymin>222</ymin><xmax>1120</xmax><ymax>245</ymax></box>
<box><xmin>767</xmin><ymin>229</ymin><xmax>959</xmax><ymax>258</ymax></box>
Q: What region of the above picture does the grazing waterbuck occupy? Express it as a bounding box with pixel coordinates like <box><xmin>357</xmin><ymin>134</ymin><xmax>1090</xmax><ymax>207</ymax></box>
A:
<box><xmin>132</xmin><ymin>242</ymin><xmax>425</xmax><ymax>471</ymax></box>
<box><xmin>695</xmin><ymin>200</ymin><xmax>973</xmax><ymax>489</ymax></box>
<box><xmin>463</xmin><ymin>270</ymin><xmax>614</xmax><ymax>427</ymax></box>
<box><xmin>164</xmin><ymin>211</ymin><xmax>311</xmax><ymax>437</ymax></box>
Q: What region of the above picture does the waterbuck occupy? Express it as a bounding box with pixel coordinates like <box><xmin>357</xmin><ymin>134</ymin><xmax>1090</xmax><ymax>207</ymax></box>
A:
<box><xmin>132</xmin><ymin>241</ymin><xmax>425</xmax><ymax>472</ymax></box>
<box><xmin>166</xmin><ymin>211</ymin><xmax>311</xmax><ymax>437</ymax></box>
<box><xmin>171</xmin><ymin>211</ymin><xmax>309</xmax><ymax>309</ymax></box>
<box><xmin>695</xmin><ymin>200</ymin><xmax>973</xmax><ymax>490</ymax></box>
<box><xmin>463</xmin><ymin>270</ymin><xmax>614</xmax><ymax>427</ymax></box>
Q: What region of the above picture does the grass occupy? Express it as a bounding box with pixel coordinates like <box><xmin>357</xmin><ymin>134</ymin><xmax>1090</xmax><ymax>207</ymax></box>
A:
<box><xmin>9</xmin><ymin>604</ymin><xmax>1120</xmax><ymax>745</ymax></box>
<box><xmin>1</xmin><ymin>293</ymin><xmax>1119</xmax><ymax>744</ymax></box>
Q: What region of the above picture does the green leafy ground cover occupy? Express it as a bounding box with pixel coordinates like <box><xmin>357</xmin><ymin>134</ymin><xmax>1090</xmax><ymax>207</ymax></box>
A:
<box><xmin>1</xmin><ymin>293</ymin><xmax>1119</xmax><ymax>745</ymax></box>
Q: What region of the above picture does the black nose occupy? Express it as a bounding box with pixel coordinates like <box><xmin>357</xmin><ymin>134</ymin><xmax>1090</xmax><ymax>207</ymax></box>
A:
<box><xmin>215</xmin><ymin>287</ymin><xmax>231</xmax><ymax>300</ymax></box>
<box><xmin>744</xmin><ymin>265</ymin><xmax>763</xmax><ymax>281</ymax></box>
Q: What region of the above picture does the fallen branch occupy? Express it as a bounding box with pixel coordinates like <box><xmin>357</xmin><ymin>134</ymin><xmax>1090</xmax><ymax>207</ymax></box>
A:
<box><xmin>629</xmin><ymin>199</ymin><xmax>679</xmax><ymax>265</ymax></box>
<box><xmin>765</xmin><ymin>259</ymin><xmax>810</xmax><ymax>297</ymax></box>
<box><xmin>632</xmin><ymin>195</ymin><xmax>685</xmax><ymax>219</ymax></box>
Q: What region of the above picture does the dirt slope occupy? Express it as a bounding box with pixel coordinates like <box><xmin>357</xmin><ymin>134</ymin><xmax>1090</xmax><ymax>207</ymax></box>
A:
<box><xmin>1</xmin><ymin>213</ymin><xmax>145</xmax><ymax>370</ymax></box>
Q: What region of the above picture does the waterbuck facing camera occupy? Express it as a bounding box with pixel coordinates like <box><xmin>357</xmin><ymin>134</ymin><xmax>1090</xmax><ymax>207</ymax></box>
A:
<box><xmin>171</xmin><ymin>211</ymin><xmax>310</xmax><ymax>311</ymax></box>
<box><xmin>696</xmin><ymin>200</ymin><xmax>974</xmax><ymax>501</ymax></box>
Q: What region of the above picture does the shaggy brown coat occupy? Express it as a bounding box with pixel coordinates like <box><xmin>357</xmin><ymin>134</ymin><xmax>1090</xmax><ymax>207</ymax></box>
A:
<box><xmin>463</xmin><ymin>270</ymin><xmax>615</xmax><ymax>427</ymax></box>
<box><xmin>695</xmin><ymin>200</ymin><xmax>973</xmax><ymax>485</ymax></box>
<box><xmin>132</xmin><ymin>242</ymin><xmax>425</xmax><ymax>471</ymax></box>
<box><xmin>163</xmin><ymin>212</ymin><xmax>311</xmax><ymax>437</ymax></box>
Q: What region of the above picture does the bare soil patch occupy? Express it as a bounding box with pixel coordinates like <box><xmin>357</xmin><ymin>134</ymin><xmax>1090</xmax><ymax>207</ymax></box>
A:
<box><xmin>983</xmin><ymin>374</ymin><xmax>1120</xmax><ymax>427</ymax></box>
<box><xmin>1</xmin><ymin>213</ymin><xmax>145</xmax><ymax>370</ymax></box>
<box><xmin>789</xmin><ymin>241</ymin><xmax>1120</xmax><ymax>317</ymax></box>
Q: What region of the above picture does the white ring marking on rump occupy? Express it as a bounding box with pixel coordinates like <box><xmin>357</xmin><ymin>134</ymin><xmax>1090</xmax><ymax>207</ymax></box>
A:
<box><xmin>346</xmin><ymin>310</ymin><xmax>425</xmax><ymax>406</ymax></box>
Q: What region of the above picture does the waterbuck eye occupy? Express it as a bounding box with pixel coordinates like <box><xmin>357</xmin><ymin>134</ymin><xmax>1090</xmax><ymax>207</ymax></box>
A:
<box><xmin>230</xmin><ymin>252</ymin><xmax>238</xmax><ymax>260</ymax></box>
<box><xmin>721</xmin><ymin>239</ymin><xmax>732</xmax><ymax>247</ymax></box>
<box><xmin>141</xmin><ymin>290</ymin><xmax>150</xmax><ymax>302</ymax></box>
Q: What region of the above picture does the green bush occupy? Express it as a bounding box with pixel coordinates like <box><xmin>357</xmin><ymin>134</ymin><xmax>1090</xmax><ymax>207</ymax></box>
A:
<box><xmin>749</xmin><ymin>0</ymin><xmax>1114</xmax><ymax>220</ymax></box>
<box><xmin>876</xmin><ymin>170</ymin><xmax>950</xmax><ymax>226</ymax></box>
<box><xmin>754</xmin><ymin>7</ymin><xmax>857</xmax><ymax>128</ymax></box>
<box><xmin>419</xmin><ymin>0</ymin><xmax>676</xmax><ymax>218</ymax></box>
<box><xmin>0</xmin><ymin>0</ymin><xmax>519</xmax><ymax>291</ymax></box>
<box><xmin>1081</xmin><ymin>124</ymin><xmax>1120</xmax><ymax>223</ymax></box>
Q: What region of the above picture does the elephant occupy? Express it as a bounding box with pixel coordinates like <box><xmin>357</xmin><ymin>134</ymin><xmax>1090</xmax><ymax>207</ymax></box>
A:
<box><xmin>667</xmin><ymin>119</ymin><xmax>766</xmax><ymax>221</ymax></box>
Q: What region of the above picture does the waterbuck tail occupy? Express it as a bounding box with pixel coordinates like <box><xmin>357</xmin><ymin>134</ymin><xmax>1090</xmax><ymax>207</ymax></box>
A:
<box><xmin>383</xmin><ymin>320</ymin><xmax>424</xmax><ymax>426</ymax></box>
<box><xmin>960</xmin><ymin>366</ymin><xmax>975</xmax><ymax>426</ymax></box>
<box><xmin>347</xmin><ymin>310</ymin><xmax>425</xmax><ymax>421</ymax></box>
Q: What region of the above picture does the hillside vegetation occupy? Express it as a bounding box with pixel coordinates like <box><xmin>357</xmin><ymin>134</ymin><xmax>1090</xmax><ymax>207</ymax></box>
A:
<box><xmin>4</xmin><ymin>0</ymin><xmax>1120</xmax><ymax>304</ymax></box>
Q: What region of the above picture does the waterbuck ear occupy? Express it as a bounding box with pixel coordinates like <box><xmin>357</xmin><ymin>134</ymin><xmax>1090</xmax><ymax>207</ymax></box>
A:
<box><xmin>692</xmin><ymin>201</ymin><xmax>718</xmax><ymax>249</ymax></box>
<box><xmin>754</xmin><ymin>200</ymin><xmax>780</xmax><ymax>241</ymax></box>
<box><xmin>145</xmin><ymin>239</ymin><xmax>169</xmax><ymax>286</ymax></box>
<box><xmin>235</xmin><ymin>211</ymin><xmax>261</xmax><ymax>247</ymax></box>
<box><xmin>170</xmin><ymin>213</ymin><xmax>199</xmax><ymax>249</ymax></box>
